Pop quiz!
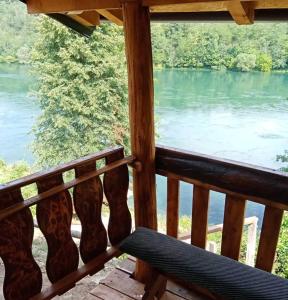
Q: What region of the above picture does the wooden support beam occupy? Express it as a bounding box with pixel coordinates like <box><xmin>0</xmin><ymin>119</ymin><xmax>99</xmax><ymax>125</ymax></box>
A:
<box><xmin>122</xmin><ymin>0</ymin><xmax>157</xmax><ymax>283</ymax></box>
<box><xmin>227</xmin><ymin>1</ymin><xmax>255</xmax><ymax>25</ymax></box>
<box><xmin>97</xmin><ymin>9</ymin><xmax>123</xmax><ymax>25</ymax></box>
<box><xmin>26</xmin><ymin>0</ymin><xmax>121</xmax><ymax>14</ymax></box>
<box><xmin>69</xmin><ymin>11</ymin><xmax>100</xmax><ymax>27</ymax></box>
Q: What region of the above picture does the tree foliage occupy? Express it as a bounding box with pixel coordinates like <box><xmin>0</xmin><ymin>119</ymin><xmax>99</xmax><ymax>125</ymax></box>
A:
<box><xmin>275</xmin><ymin>213</ymin><xmax>288</xmax><ymax>278</ymax></box>
<box><xmin>151</xmin><ymin>23</ymin><xmax>288</xmax><ymax>72</ymax></box>
<box><xmin>0</xmin><ymin>0</ymin><xmax>38</xmax><ymax>63</ymax></box>
<box><xmin>31</xmin><ymin>18</ymin><xmax>129</xmax><ymax>167</ymax></box>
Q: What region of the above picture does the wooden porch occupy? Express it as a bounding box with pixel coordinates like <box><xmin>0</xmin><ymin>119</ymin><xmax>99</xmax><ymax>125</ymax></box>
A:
<box><xmin>1</xmin><ymin>0</ymin><xmax>288</xmax><ymax>299</ymax></box>
<box><xmin>84</xmin><ymin>258</ymin><xmax>208</xmax><ymax>300</ymax></box>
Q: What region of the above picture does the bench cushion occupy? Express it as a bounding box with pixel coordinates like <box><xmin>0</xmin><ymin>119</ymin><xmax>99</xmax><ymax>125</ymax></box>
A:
<box><xmin>119</xmin><ymin>227</ymin><xmax>288</xmax><ymax>300</ymax></box>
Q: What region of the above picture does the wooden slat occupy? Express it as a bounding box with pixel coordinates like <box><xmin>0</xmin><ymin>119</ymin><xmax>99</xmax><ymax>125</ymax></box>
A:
<box><xmin>69</xmin><ymin>11</ymin><xmax>100</xmax><ymax>26</ymax></box>
<box><xmin>255</xmin><ymin>206</ymin><xmax>284</xmax><ymax>272</ymax></box>
<box><xmin>104</xmin><ymin>149</ymin><xmax>132</xmax><ymax>245</ymax></box>
<box><xmin>191</xmin><ymin>186</ymin><xmax>210</xmax><ymax>249</ymax></box>
<box><xmin>31</xmin><ymin>247</ymin><xmax>120</xmax><ymax>300</ymax></box>
<box><xmin>27</xmin><ymin>0</ymin><xmax>121</xmax><ymax>14</ymax></box>
<box><xmin>74</xmin><ymin>162</ymin><xmax>107</xmax><ymax>263</ymax></box>
<box><xmin>97</xmin><ymin>9</ymin><xmax>123</xmax><ymax>25</ymax></box>
<box><xmin>0</xmin><ymin>189</ymin><xmax>42</xmax><ymax>300</ymax></box>
<box><xmin>0</xmin><ymin>156</ymin><xmax>134</xmax><ymax>222</ymax></box>
<box><xmin>167</xmin><ymin>178</ymin><xmax>180</xmax><ymax>238</ymax></box>
<box><xmin>156</xmin><ymin>145</ymin><xmax>288</xmax><ymax>209</ymax></box>
<box><xmin>227</xmin><ymin>1</ymin><xmax>254</xmax><ymax>25</ymax></box>
<box><xmin>90</xmin><ymin>285</ymin><xmax>134</xmax><ymax>300</ymax></box>
<box><xmin>221</xmin><ymin>195</ymin><xmax>246</xmax><ymax>260</ymax></box>
<box><xmin>36</xmin><ymin>174</ymin><xmax>79</xmax><ymax>283</ymax></box>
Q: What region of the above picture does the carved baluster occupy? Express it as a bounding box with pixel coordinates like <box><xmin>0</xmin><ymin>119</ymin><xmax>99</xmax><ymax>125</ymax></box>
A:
<box><xmin>73</xmin><ymin>162</ymin><xmax>107</xmax><ymax>263</ymax></box>
<box><xmin>36</xmin><ymin>174</ymin><xmax>79</xmax><ymax>283</ymax></box>
<box><xmin>104</xmin><ymin>149</ymin><xmax>131</xmax><ymax>245</ymax></box>
<box><xmin>0</xmin><ymin>189</ymin><xmax>42</xmax><ymax>300</ymax></box>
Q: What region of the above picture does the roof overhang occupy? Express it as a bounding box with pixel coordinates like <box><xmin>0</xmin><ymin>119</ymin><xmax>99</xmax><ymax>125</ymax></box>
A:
<box><xmin>19</xmin><ymin>0</ymin><xmax>288</xmax><ymax>37</ymax></box>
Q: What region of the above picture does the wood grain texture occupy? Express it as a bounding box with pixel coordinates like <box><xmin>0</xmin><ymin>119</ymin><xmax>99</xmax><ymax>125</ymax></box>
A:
<box><xmin>221</xmin><ymin>195</ymin><xmax>246</xmax><ymax>260</ymax></box>
<box><xmin>156</xmin><ymin>145</ymin><xmax>288</xmax><ymax>208</ymax></box>
<box><xmin>0</xmin><ymin>155</ymin><xmax>134</xmax><ymax>222</ymax></box>
<box><xmin>256</xmin><ymin>206</ymin><xmax>283</xmax><ymax>272</ymax></box>
<box><xmin>0</xmin><ymin>189</ymin><xmax>42</xmax><ymax>300</ymax></box>
<box><xmin>191</xmin><ymin>186</ymin><xmax>210</xmax><ymax>248</ymax></box>
<box><xmin>27</xmin><ymin>0</ymin><xmax>120</xmax><ymax>13</ymax></box>
<box><xmin>104</xmin><ymin>149</ymin><xmax>131</xmax><ymax>245</ymax></box>
<box><xmin>31</xmin><ymin>247</ymin><xmax>120</xmax><ymax>300</ymax></box>
<box><xmin>36</xmin><ymin>174</ymin><xmax>79</xmax><ymax>283</ymax></box>
<box><xmin>123</xmin><ymin>0</ymin><xmax>157</xmax><ymax>282</ymax></box>
<box><xmin>167</xmin><ymin>178</ymin><xmax>180</xmax><ymax>238</ymax></box>
<box><xmin>74</xmin><ymin>162</ymin><xmax>107</xmax><ymax>263</ymax></box>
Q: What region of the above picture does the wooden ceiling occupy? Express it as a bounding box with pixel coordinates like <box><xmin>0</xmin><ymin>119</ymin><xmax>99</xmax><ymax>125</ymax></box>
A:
<box><xmin>25</xmin><ymin>0</ymin><xmax>288</xmax><ymax>27</ymax></box>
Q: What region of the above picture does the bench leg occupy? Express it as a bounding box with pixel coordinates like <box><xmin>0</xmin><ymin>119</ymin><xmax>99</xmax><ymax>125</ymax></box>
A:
<box><xmin>142</xmin><ymin>272</ymin><xmax>167</xmax><ymax>300</ymax></box>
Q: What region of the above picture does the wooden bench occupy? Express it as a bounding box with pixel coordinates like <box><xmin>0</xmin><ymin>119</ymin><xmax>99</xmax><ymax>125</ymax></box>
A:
<box><xmin>119</xmin><ymin>227</ymin><xmax>288</xmax><ymax>300</ymax></box>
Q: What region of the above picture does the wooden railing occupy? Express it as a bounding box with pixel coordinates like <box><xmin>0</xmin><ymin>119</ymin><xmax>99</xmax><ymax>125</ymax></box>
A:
<box><xmin>156</xmin><ymin>145</ymin><xmax>288</xmax><ymax>273</ymax></box>
<box><xmin>0</xmin><ymin>146</ymin><xmax>134</xmax><ymax>300</ymax></box>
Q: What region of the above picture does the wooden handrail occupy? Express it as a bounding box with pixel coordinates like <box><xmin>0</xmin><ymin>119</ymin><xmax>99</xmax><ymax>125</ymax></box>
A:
<box><xmin>0</xmin><ymin>146</ymin><xmax>123</xmax><ymax>193</ymax></box>
<box><xmin>0</xmin><ymin>155</ymin><xmax>135</xmax><ymax>222</ymax></box>
<box><xmin>156</xmin><ymin>145</ymin><xmax>288</xmax><ymax>210</ymax></box>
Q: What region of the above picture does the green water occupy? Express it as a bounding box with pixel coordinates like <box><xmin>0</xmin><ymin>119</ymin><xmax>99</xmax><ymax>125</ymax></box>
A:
<box><xmin>1</xmin><ymin>65</ymin><xmax>288</xmax><ymax>223</ymax></box>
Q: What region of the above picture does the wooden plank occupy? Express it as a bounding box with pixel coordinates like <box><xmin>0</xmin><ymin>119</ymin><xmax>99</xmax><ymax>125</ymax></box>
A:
<box><xmin>221</xmin><ymin>195</ymin><xmax>246</xmax><ymax>260</ymax></box>
<box><xmin>101</xmin><ymin>268</ymin><xmax>144</xmax><ymax>299</ymax></box>
<box><xmin>156</xmin><ymin>145</ymin><xmax>288</xmax><ymax>209</ymax></box>
<box><xmin>255</xmin><ymin>206</ymin><xmax>284</xmax><ymax>272</ymax></box>
<box><xmin>122</xmin><ymin>0</ymin><xmax>157</xmax><ymax>283</ymax></box>
<box><xmin>90</xmin><ymin>284</ymin><xmax>134</xmax><ymax>299</ymax></box>
<box><xmin>227</xmin><ymin>1</ymin><xmax>254</xmax><ymax>25</ymax></box>
<box><xmin>0</xmin><ymin>156</ymin><xmax>134</xmax><ymax>222</ymax></box>
<box><xmin>167</xmin><ymin>178</ymin><xmax>180</xmax><ymax>238</ymax></box>
<box><xmin>0</xmin><ymin>189</ymin><xmax>42</xmax><ymax>300</ymax></box>
<box><xmin>74</xmin><ymin>162</ymin><xmax>107</xmax><ymax>263</ymax></box>
<box><xmin>36</xmin><ymin>174</ymin><xmax>79</xmax><ymax>283</ymax></box>
<box><xmin>104</xmin><ymin>149</ymin><xmax>132</xmax><ymax>245</ymax></box>
<box><xmin>70</xmin><ymin>11</ymin><xmax>100</xmax><ymax>26</ymax></box>
<box><xmin>97</xmin><ymin>9</ymin><xmax>123</xmax><ymax>25</ymax></box>
<box><xmin>191</xmin><ymin>186</ymin><xmax>210</xmax><ymax>249</ymax></box>
<box><xmin>31</xmin><ymin>247</ymin><xmax>120</xmax><ymax>300</ymax></box>
<box><xmin>27</xmin><ymin>0</ymin><xmax>121</xmax><ymax>14</ymax></box>
<box><xmin>0</xmin><ymin>146</ymin><xmax>124</xmax><ymax>193</ymax></box>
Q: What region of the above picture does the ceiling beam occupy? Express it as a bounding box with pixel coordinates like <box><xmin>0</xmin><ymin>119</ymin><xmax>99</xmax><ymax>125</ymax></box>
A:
<box><xmin>97</xmin><ymin>9</ymin><xmax>123</xmax><ymax>25</ymax></box>
<box><xmin>227</xmin><ymin>1</ymin><xmax>255</xmax><ymax>24</ymax></box>
<box><xmin>149</xmin><ymin>0</ymin><xmax>288</xmax><ymax>13</ymax></box>
<box><xmin>69</xmin><ymin>11</ymin><xmax>100</xmax><ymax>27</ymax></box>
<box><xmin>26</xmin><ymin>0</ymin><xmax>121</xmax><ymax>14</ymax></box>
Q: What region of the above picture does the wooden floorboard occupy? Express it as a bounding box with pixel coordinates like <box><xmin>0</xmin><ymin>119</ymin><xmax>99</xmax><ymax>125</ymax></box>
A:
<box><xmin>84</xmin><ymin>259</ymin><xmax>210</xmax><ymax>300</ymax></box>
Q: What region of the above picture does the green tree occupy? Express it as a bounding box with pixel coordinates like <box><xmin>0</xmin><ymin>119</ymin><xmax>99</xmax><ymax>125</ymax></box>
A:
<box><xmin>275</xmin><ymin>213</ymin><xmax>288</xmax><ymax>278</ymax></box>
<box><xmin>31</xmin><ymin>18</ymin><xmax>129</xmax><ymax>167</ymax></box>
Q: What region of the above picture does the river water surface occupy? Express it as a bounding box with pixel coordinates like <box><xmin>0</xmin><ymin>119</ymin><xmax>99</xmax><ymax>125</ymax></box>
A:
<box><xmin>1</xmin><ymin>64</ymin><xmax>288</xmax><ymax>224</ymax></box>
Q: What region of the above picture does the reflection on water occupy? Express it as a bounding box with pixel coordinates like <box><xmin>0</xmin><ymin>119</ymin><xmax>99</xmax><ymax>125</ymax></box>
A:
<box><xmin>155</xmin><ymin>69</ymin><xmax>288</xmax><ymax>224</ymax></box>
<box><xmin>0</xmin><ymin>64</ymin><xmax>39</xmax><ymax>163</ymax></box>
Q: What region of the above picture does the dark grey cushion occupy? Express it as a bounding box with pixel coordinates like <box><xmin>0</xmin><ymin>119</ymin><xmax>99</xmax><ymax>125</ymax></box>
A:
<box><xmin>119</xmin><ymin>227</ymin><xmax>288</xmax><ymax>300</ymax></box>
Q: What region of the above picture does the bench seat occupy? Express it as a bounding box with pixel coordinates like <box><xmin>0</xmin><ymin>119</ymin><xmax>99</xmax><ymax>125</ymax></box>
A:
<box><xmin>119</xmin><ymin>227</ymin><xmax>288</xmax><ymax>300</ymax></box>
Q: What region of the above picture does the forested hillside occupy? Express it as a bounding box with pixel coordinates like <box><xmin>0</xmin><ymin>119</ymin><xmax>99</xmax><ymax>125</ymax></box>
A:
<box><xmin>1</xmin><ymin>0</ymin><xmax>288</xmax><ymax>72</ymax></box>
<box><xmin>0</xmin><ymin>0</ymin><xmax>38</xmax><ymax>63</ymax></box>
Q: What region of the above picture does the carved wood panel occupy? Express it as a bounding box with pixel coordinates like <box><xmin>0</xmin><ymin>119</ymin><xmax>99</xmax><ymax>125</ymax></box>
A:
<box><xmin>36</xmin><ymin>174</ymin><xmax>79</xmax><ymax>283</ymax></box>
<box><xmin>104</xmin><ymin>149</ymin><xmax>131</xmax><ymax>245</ymax></box>
<box><xmin>73</xmin><ymin>162</ymin><xmax>107</xmax><ymax>263</ymax></box>
<box><xmin>0</xmin><ymin>189</ymin><xmax>42</xmax><ymax>300</ymax></box>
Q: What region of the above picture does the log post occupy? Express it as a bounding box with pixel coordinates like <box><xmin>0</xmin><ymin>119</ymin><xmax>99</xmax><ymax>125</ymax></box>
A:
<box><xmin>122</xmin><ymin>0</ymin><xmax>157</xmax><ymax>282</ymax></box>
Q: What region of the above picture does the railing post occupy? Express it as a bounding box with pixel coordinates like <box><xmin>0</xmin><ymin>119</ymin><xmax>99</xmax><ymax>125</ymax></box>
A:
<box><xmin>122</xmin><ymin>0</ymin><xmax>157</xmax><ymax>282</ymax></box>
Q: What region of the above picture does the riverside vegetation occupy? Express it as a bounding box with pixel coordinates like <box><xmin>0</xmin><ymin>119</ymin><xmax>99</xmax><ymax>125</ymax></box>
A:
<box><xmin>1</xmin><ymin>0</ymin><xmax>288</xmax><ymax>279</ymax></box>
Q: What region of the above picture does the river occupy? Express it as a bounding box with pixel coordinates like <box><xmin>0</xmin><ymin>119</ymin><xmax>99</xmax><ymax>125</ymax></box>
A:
<box><xmin>1</xmin><ymin>64</ymin><xmax>288</xmax><ymax>224</ymax></box>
